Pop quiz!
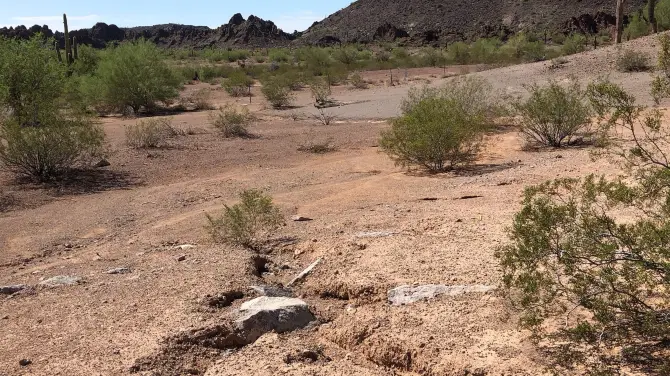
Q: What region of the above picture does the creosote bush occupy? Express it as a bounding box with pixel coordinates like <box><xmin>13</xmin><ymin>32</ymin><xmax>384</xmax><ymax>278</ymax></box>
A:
<box><xmin>514</xmin><ymin>80</ymin><xmax>592</xmax><ymax>147</ymax></box>
<box><xmin>310</xmin><ymin>78</ymin><xmax>333</xmax><ymax>108</ymax></box>
<box><xmin>223</xmin><ymin>71</ymin><xmax>253</xmax><ymax>97</ymax></box>
<box><xmin>380</xmin><ymin>77</ymin><xmax>500</xmax><ymax>172</ymax></box>
<box><xmin>205</xmin><ymin>189</ymin><xmax>284</xmax><ymax>248</ymax></box>
<box><xmin>209</xmin><ymin>106</ymin><xmax>252</xmax><ymax>138</ymax></box>
<box><xmin>616</xmin><ymin>49</ymin><xmax>652</xmax><ymax>72</ymax></box>
<box><xmin>498</xmin><ymin>79</ymin><xmax>670</xmax><ymax>373</ymax></box>
<box><xmin>125</xmin><ymin>118</ymin><xmax>180</xmax><ymax>149</ymax></box>
<box><xmin>349</xmin><ymin>72</ymin><xmax>369</xmax><ymax>89</ymax></box>
<box><xmin>261</xmin><ymin>78</ymin><xmax>294</xmax><ymax>108</ymax></box>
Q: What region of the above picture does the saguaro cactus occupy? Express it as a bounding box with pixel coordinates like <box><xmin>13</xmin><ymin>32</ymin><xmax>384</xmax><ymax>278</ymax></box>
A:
<box><xmin>649</xmin><ymin>0</ymin><xmax>658</xmax><ymax>33</ymax></box>
<box><xmin>615</xmin><ymin>0</ymin><xmax>625</xmax><ymax>44</ymax></box>
<box><xmin>55</xmin><ymin>41</ymin><xmax>62</xmax><ymax>63</ymax></box>
<box><xmin>63</xmin><ymin>13</ymin><xmax>72</xmax><ymax>65</ymax></box>
<box><xmin>73</xmin><ymin>36</ymin><xmax>78</xmax><ymax>60</ymax></box>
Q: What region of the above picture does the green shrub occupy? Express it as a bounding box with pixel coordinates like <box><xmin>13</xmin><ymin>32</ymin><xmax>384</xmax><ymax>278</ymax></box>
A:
<box><xmin>616</xmin><ymin>49</ymin><xmax>652</xmax><ymax>72</ymax></box>
<box><xmin>310</xmin><ymin>78</ymin><xmax>333</xmax><ymax>107</ymax></box>
<box><xmin>205</xmin><ymin>189</ymin><xmax>284</xmax><ymax>248</ymax></box>
<box><xmin>349</xmin><ymin>72</ymin><xmax>369</xmax><ymax>89</ymax></box>
<box><xmin>380</xmin><ymin>77</ymin><xmax>498</xmax><ymax>172</ymax></box>
<box><xmin>0</xmin><ymin>36</ymin><xmax>65</xmax><ymax>126</ymax></box>
<box><xmin>469</xmin><ymin>38</ymin><xmax>501</xmax><ymax>64</ymax></box>
<box><xmin>298</xmin><ymin>47</ymin><xmax>332</xmax><ymax>76</ymax></box>
<box><xmin>88</xmin><ymin>40</ymin><xmax>181</xmax><ymax>114</ymax></box>
<box><xmin>624</xmin><ymin>12</ymin><xmax>650</xmax><ymax>40</ymax></box>
<box><xmin>125</xmin><ymin>118</ymin><xmax>180</xmax><ymax>148</ymax></box>
<box><xmin>0</xmin><ymin>36</ymin><xmax>105</xmax><ymax>181</ymax></box>
<box><xmin>209</xmin><ymin>106</ymin><xmax>252</xmax><ymax>138</ymax></box>
<box><xmin>514</xmin><ymin>80</ymin><xmax>592</xmax><ymax>147</ymax></box>
<box><xmin>0</xmin><ymin>116</ymin><xmax>105</xmax><ymax>181</ymax></box>
<box><xmin>447</xmin><ymin>42</ymin><xmax>470</xmax><ymax>64</ymax></box>
<box><xmin>561</xmin><ymin>34</ymin><xmax>587</xmax><ymax>56</ymax></box>
<box><xmin>261</xmin><ymin>78</ymin><xmax>294</xmax><ymax>108</ymax></box>
<box><xmin>72</xmin><ymin>45</ymin><xmax>100</xmax><ymax>76</ymax></box>
<box><xmin>498</xmin><ymin>80</ymin><xmax>670</xmax><ymax>373</ymax></box>
<box><xmin>420</xmin><ymin>48</ymin><xmax>446</xmax><ymax>67</ymax></box>
<box><xmin>333</xmin><ymin>47</ymin><xmax>359</xmax><ymax>66</ymax></box>
<box><xmin>268</xmin><ymin>48</ymin><xmax>290</xmax><ymax>63</ymax></box>
<box><xmin>223</xmin><ymin>71</ymin><xmax>253</xmax><ymax>97</ymax></box>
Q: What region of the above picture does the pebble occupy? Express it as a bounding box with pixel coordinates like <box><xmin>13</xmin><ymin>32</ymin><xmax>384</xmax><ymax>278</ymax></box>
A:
<box><xmin>19</xmin><ymin>359</ymin><xmax>31</xmax><ymax>367</ymax></box>
<box><xmin>176</xmin><ymin>255</ymin><xmax>187</xmax><ymax>262</ymax></box>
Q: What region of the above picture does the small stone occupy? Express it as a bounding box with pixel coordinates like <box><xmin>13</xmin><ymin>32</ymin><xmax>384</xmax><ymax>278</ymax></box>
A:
<box><xmin>292</xmin><ymin>215</ymin><xmax>313</xmax><ymax>222</ymax></box>
<box><xmin>38</xmin><ymin>276</ymin><xmax>82</xmax><ymax>288</ymax></box>
<box><xmin>0</xmin><ymin>285</ymin><xmax>29</xmax><ymax>295</ymax></box>
<box><xmin>287</xmin><ymin>258</ymin><xmax>322</xmax><ymax>287</ymax></box>
<box><xmin>1</xmin><ymin>315</ymin><xmax>8</xmax><ymax>320</ymax></box>
<box><xmin>174</xmin><ymin>244</ymin><xmax>196</xmax><ymax>251</ymax></box>
<box><xmin>104</xmin><ymin>267</ymin><xmax>131</xmax><ymax>275</ymax></box>
<box><xmin>94</xmin><ymin>159</ymin><xmax>111</xmax><ymax>168</ymax></box>
<box><xmin>176</xmin><ymin>255</ymin><xmax>187</xmax><ymax>262</ymax></box>
<box><xmin>19</xmin><ymin>359</ymin><xmax>31</xmax><ymax>367</ymax></box>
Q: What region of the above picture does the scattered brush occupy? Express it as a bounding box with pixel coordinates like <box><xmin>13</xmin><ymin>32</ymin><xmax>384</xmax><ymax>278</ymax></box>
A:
<box><xmin>616</xmin><ymin>49</ymin><xmax>652</xmax><ymax>72</ymax></box>
<box><xmin>349</xmin><ymin>72</ymin><xmax>369</xmax><ymax>89</ymax></box>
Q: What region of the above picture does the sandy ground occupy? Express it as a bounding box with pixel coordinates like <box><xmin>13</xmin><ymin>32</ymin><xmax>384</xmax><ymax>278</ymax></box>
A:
<box><xmin>0</xmin><ymin>34</ymin><xmax>666</xmax><ymax>376</ymax></box>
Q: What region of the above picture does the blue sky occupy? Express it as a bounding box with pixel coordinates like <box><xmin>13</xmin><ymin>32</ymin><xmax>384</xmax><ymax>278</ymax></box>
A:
<box><xmin>1</xmin><ymin>1</ymin><xmax>351</xmax><ymax>32</ymax></box>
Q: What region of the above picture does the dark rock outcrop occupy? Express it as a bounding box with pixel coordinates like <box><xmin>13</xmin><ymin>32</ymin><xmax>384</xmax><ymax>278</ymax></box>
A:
<box><xmin>0</xmin><ymin>14</ymin><xmax>295</xmax><ymax>49</ymax></box>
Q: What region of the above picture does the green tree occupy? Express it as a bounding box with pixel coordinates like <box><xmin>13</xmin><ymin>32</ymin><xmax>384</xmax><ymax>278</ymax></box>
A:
<box><xmin>89</xmin><ymin>39</ymin><xmax>181</xmax><ymax>114</ymax></box>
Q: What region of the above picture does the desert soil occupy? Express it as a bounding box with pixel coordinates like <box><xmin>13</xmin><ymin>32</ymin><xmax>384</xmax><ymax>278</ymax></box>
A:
<box><xmin>0</xmin><ymin>34</ymin><xmax>664</xmax><ymax>376</ymax></box>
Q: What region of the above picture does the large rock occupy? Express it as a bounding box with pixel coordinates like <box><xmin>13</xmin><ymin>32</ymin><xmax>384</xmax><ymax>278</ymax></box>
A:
<box><xmin>235</xmin><ymin>297</ymin><xmax>315</xmax><ymax>343</ymax></box>
<box><xmin>388</xmin><ymin>284</ymin><xmax>497</xmax><ymax>306</ymax></box>
<box><xmin>38</xmin><ymin>276</ymin><xmax>82</xmax><ymax>288</ymax></box>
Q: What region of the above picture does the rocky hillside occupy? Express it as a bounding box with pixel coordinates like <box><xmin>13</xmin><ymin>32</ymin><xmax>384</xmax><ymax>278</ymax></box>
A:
<box><xmin>300</xmin><ymin>0</ymin><xmax>648</xmax><ymax>45</ymax></box>
<box><xmin>0</xmin><ymin>13</ymin><xmax>296</xmax><ymax>49</ymax></box>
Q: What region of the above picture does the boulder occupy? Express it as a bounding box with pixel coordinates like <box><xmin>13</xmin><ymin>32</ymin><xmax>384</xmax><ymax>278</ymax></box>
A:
<box><xmin>388</xmin><ymin>284</ymin><xmax>497</xmax><ymax>306</ymax></box>
<box><xmin>235</xmin><ymin>297</ymin><xmax>315</xmax><ymax>343</ymax></box>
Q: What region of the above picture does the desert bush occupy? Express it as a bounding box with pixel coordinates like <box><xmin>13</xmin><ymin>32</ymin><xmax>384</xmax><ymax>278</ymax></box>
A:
<box><xmin>205</xmin><ymin>189</ymin><xmax>284</xmax><ymax>248</ymax></box>
<box><xmin>223</xmin><ymin>71</ymin><xmax>254</xmax><ymax>97</ymax></box>
<box><xmin>125</xmin><ymin>118</ymin><xmax>180</xmax><ymax>148</ymax></box>
<box><xmin>189</xmin><ymin>89</ymin><xmax>215</xmax><ymax>111</ymax></box>
<box><xmin>498</xmin><ymin>80</ymin><xmax>670</xmax><ymax>373</ymax></box>
<box><xmin>514</xmin><ymin>80</ymin><xmax>592</xmax><ymax>147</ymax></box>
<box><xmin>420</xmin><ymin>48</ymin><xmax>446</xmax><ymax>67</ymax></box>
<box><xmin>560</xmin><ymin>34</ymin><xmax>587</xmax><ymax>56</ymax></box>
<box><xmin>268</xmin><ymin>48</ymin><xmax>290</xmax><ymax>63</ymax></box>
<box><xmin>298</xmin><ymin>138</ymin><xmax>337</xmax><ymax>154</ymax></box>
<box><xmin>261</xmin><ymin>78</ymin><xmax>294</xmax><ymax>108</ymax></box>
<box><xmin>0</xmin><ymin>36</ymin><xmax>65</xmax><ymax>126</ymax></box>
<box><xmin>310</xmin><ymin>78</ymin><xmax>333</xmax><ymax>107</ymax></box>
<box><xmin>0</xmin><ymin>36</ymin><xmax>105</xmax><ymax>181</ymax></box>
<box><xmin>624</xmin><ymin>11</ymin><xmax>650</xmax><ymax>40</ymax></box>
<box><xmin>72</xmin><ymin>45</ymin><xmax>100</xmax><ymax>76</ymax></box>
<box><xmin>312</xmin><ymin>108</ymin><xmax>337</xmax><ymax>125</ymax></box>
<box><xmin>88</xmin><ymin>39</ymin><xmax>181</xmax><ymax>114</ymax></box>
<box><xmin>380</xmin><ymin>77</ymin><xmax>498</xmax><ymax>172</ymax></box>
<box><xmin>299</xmin><ymin>47</ymin><xmax>332</xmax><ymax>76</ymax></box>
<box><xmin>209</xmin><ymin>106</ymin><xmax>252</xmax><ymax>138</ymax></box>
<box><xmin>447</xmin><ymin>42</ymin><xmax>470</xmax><ymax>65</ymax></box>
<box><xmin>469</xmin><ymin>38</ymin><xmax>502</xmax><ymax>64</ymax></box>
<box><xmin>0</xmin><ymin>116</ymin><xmax>105</xmax><ymax>181</ymax></box>
<box><xmin>349</xmin><ymin>72</ymin><xmax>369</xmax><ymax>89</ymax></box>
<box><xmin>333</xmin><ymin>47</ymin><xmax>359</xmax><ymax>66</ymax></box>
<box><xmin>616</xmin><ymin>49</ymin><xmax>652</xmax><ymax>72</ymax></box>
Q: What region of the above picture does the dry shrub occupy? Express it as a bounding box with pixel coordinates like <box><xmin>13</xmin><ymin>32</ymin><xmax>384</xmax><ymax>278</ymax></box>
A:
<box><xmin>209</xmin><ymin>106</ymin><xmax>252</xmax><ymax>138</ymax></box>
<box><xmin>616</xmin><ymin>49</ymin><xmax>652</xmax><ymax>72</ymax></box>
<box><xmin>205</xmin><ymin>189</ymin><xmax>284</xmax><ymax>248</ymax></box>
<box><xmin>298</xmin><ymin>138</ymin><xmax>337</xmax><ymax>154</ymax></box>
<box><xmin>125</xmin><ymin>118</ymin><xmax>182</xmax><ymax>149</ymax></box>
<box><xmin>349</xmin><ymin>72</ymin><xmax>369</xmax><ymax>89</ymax></box>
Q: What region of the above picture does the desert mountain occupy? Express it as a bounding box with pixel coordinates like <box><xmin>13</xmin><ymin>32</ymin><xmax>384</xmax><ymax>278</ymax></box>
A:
<box><xmin>301</xmin><ymin>0</ymin><xmax>648</xmax><ymax>45</ymax></box>
<box><xmin>0</xmin><ymin>13</ymin><xmax>296</xmax><ymax>49</ymax></box>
